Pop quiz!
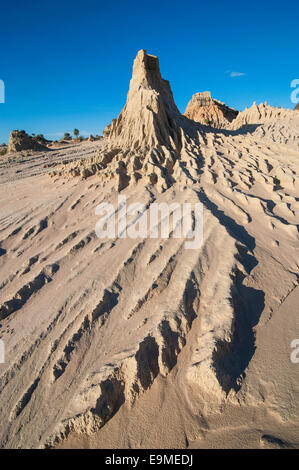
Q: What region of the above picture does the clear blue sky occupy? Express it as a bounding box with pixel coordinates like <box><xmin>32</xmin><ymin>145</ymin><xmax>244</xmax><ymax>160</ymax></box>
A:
<box><xmin>0</xmin><ymin>0</ymin><xmax>298</xmax><ymax>143</ymax></box>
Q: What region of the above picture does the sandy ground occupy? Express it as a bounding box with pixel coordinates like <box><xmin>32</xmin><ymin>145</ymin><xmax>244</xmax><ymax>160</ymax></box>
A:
<box><xmin>0</xmin><ymin>120</ymin><xmax>298</xmax><ymax>449</ymax></box>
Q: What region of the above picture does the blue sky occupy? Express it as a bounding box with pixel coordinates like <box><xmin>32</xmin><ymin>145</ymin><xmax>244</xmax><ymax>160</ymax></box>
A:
<box><xmin>0</xmin><ymin>0</ymin><xmax>298</xmax><ymax>143</ymax></box>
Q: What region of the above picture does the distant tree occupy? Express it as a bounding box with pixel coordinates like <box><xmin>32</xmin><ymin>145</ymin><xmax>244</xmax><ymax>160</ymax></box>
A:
<box><xmin>73</xmin><ymin>129</ymin><xmax>79</xmax><ymax>139</ymax></box>
<box><xmin>64</xmin><ymin>132</ymin><xmax>71</xmax><ymax>139</ymax></box>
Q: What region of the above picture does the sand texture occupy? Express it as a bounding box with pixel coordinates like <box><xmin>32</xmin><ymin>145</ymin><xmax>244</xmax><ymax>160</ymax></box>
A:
<box><xmin>0</xmin><ymin>50</ymin><xmax>298</xmax><ymax>449</ymax></box>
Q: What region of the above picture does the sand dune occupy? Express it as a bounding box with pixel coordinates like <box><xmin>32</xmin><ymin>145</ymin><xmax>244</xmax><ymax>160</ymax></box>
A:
<box><xmin>0</xmin><ymin>50</ymin><xmax>298</xmax><ymax>449</ymax></box>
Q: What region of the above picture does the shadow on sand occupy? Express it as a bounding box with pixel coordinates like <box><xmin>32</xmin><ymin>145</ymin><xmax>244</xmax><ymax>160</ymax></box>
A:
<box><xmin>198</xmin><ymin>123</ymin><xmax>262</xmax><ymax>137</ymax></box>
<box><xmin>196</xmin><ymin>189</ymin><xmax>265</xmax><ymax>393</ymax></box>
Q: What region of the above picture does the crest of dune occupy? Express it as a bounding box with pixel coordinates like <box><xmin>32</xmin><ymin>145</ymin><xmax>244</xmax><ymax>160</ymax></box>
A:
<box><xmin>107</xmin><ymin>49</ymin><xmax>184</xmax><ymax>150</ymax></box>
<box><xmin>52</xmin><ymin>49</ymin><xmax>203</xmax><ymax>192</ymax></box>
<box><xmin>184</xmin><ymin>91</ymin><xmax>239</xmax><ymax>128</ymax></box>
<box><xmin>229</xmin><ymin>101</ymin><xmax>299</xmax><ymax>147</ymax></box>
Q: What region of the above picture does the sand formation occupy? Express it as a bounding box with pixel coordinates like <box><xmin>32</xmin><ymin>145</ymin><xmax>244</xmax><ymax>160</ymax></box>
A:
<box><xmin>184</xmin><ymin>91</ymin><xmax>238</xmax><ymax>127</ymax></box>
<box><xmin>0</xmin><ymin>50</ymin><xmax>298</xmax><ymax>449</ymax></box>
<box><xmin>229</xmin><ymin>102</ymin><xmax>299</xmax><ymax>148</ymax></box>
<box><xmin>7</xmin><ymin>130</ymin><xmax>48</xmax><ymax>153</ymax></box>
<box><xmin>51</xmin><ymin>49</ymin><xmax>204</xmax><ymax>192</ymax></box>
